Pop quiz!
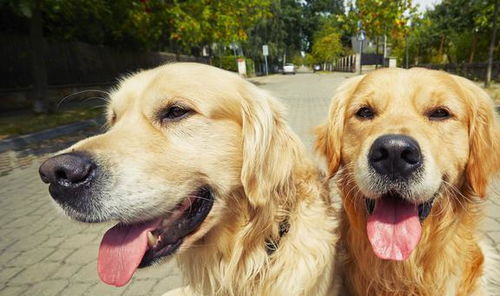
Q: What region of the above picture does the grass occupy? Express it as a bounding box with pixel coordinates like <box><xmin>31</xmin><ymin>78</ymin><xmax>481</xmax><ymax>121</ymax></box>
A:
<box><xmin>478</xmin><ymin>82</ymin><xmax>500</xmax><ymax>115</ymax></box>
<box><xmin>0</xmin><ymin>77</ymin><xmax>497</xmax><ymax>139</ymax></box>
<box><xmin>481</xmin><ymin>82</ymin><xmax>500</xmax><ymax>104</ymax></box>
<box><xmin>0</xmin><ymin>107</ymin><xmax>104</xmax><ymax>140</ymax></box>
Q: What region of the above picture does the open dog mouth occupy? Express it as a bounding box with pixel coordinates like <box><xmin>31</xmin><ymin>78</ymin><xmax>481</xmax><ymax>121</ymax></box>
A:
<box><xmin>364</xmin><ymin>195</ymin><xmax>434</xmax><ymax>221</ymax></box>
<box><xmin>97</xmin><ymin>186</ymin><xmax>214</xmax><ymax>287</ymax></box>
<box><xmin>363</xmin><ymin>192</ymin><xmax>435</xmax><ymax>261</ymax></box>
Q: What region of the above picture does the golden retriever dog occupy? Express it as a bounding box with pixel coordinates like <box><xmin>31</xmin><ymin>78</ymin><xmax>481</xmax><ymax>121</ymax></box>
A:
<box><xmin>315</xmin><ymin>68</ymin><xmax>500</xmax><ymax>295</ymax></box>
<box><xmin>39</xmin><ymin>63</ymin><xmax>339</xmax><ymax>296</ymax></box>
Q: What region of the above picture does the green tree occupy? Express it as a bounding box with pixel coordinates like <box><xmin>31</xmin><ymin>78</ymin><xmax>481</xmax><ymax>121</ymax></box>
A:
<box><xmin>486</xmin><ymin>0</ymin><xmax>498</xmax><ymax>87</ymax></box>
<box><xmin>341</xmin><ymin>0</ymin><xmax>417</xmax><ymax>60</ymax></box>
<box><xmin>1</xmin><ymin>0</ymin><xmax>274</xmax><ymax>110</ymax></box>
<box><xmin>243</xmin><ymin>0</ymin><xmax>344</xmax><ymax>72</ymax></box>
<box><xmin>243</xmin><ymin>0</ymin><xmax>303</xmax><ymax>71</ymax></box>
<box><xmin>3</xmin><ymin>0</ymin><xmax>48</xmax><ymax>112</ymax></box>
<box><xmin>165</xmin><ymin>0</ymin><xmax>272</xmax><ymax>52</ymax></box>
<box><xmin>43</xmin><ymin>0</ymin><xmax>158</xmax><ymax>49</ymax></box>
<box><xmin>2</xmin><ymin>0</ymin><xmax>273</xmax><ymax>52</ymax></box>
<box><xmin>302</xmin><ymin>0</ymin><xmax>344</xmax><ymax>51</ymax></box>
<box><xmin>403</xmin><ymin>0</ymin><xmax>500</xmax><ymax>66</ymax></box>
<box><xmin>311</xmin><ymin>31</ymin><xmax>344</xmax><ymax>64</ymax></box>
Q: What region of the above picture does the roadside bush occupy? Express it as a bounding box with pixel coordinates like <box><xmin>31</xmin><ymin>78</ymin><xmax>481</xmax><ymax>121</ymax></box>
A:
<box><xmin>212</xmin><ymin>56</ymin><xmax>255</xmax><ymax>76</ymax></box>
<box><xmin>292</xmin><ymin>55</ymin><xmax>304</xmax><ymax>66</ymax></box>
<box><xmin>245</xmin><ymin>58</ymin><xmax>255</xmax><ymax>76</ymax></box>
<box><xmin>213</xmin><ymin>56</ymin><xmax>238</xmax><ymax>72</ymax></box>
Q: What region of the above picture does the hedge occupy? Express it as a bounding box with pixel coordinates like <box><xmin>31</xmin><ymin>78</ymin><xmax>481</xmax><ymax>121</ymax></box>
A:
<box><xmin>212</xmin><ymin>56</ymin><xmax>255</xmax><ymax>76</ymax></box>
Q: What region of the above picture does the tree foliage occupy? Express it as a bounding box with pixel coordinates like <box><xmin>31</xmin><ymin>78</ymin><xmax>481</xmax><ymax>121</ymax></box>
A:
<box><xmin>310</xmin><ymin>20</ymin><xmax>345</xmax><ymax>63</ymax></box>
<box><xmin>312</xmin><ymin>32</ymin><xmax>344</xmax><ymax>63</ymax></box>
<box><xmin>340</xmin><ymin>0</ymin><xmax>416</xmax><ymax>39</ymax></box>
<box><xmin>1</xmin><ymin>0</ymin><xmax>272</xmax><ymax>52</ymax></box>
<box><xmin>7</xmin><ymin>0</ymin><xmax>495</xmax><ymax>77</ymax></box>
<box><xmin>242</xmin><ymin>0</ymin><xmax>344</xmax><ymax>70</ymax></box>
<box><xmin>243</xmin><ymin>0</ymin><xmax>304</xmax><ymax>67</ymax></box>
<box><xmin>404</xmin><ymin>0</ymin><xmax>499</xmax><ymax>64</ymax></box>
<box><xmin>166</xmin><ymin>0</ymin><xmax>272</xmax><ymax>51</ymax></box>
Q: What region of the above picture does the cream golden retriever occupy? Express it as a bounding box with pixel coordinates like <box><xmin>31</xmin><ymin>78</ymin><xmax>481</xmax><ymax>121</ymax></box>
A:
<box><xmin>315</xmin><ymin>68</ymin><xmax>500</xmax><ymax>295</ymax></box>
<box><xmin>39</xmin><ymin>63</ymin><xmax>339</xmax><ymax>296</ymax></box>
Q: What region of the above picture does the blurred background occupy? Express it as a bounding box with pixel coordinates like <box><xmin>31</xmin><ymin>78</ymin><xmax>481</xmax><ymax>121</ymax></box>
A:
<box><xmin>0</xmin><ymin>0</ymin><xmax>498</xmax><ymax>120</ymax></box>
<box><xmin>0</xmin><ymin>0</ymin><xmax>499</xmax><ymax>295</ymax></box>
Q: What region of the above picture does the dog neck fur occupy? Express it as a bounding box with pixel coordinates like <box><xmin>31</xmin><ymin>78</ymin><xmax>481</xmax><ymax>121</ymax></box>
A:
<box><xmin>177</xmin><ymin>150</ymin><xmax>338</xmax><ymax>295</ymax></box>
<box><xmin>176</xmin><ymin>96</ymin><xmax>339</xmax><ymax>296</ymax></box>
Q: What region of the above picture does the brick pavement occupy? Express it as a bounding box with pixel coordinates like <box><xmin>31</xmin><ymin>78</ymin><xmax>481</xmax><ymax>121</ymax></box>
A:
<box><xmin>0</xmin><ymin>72</ymin><xmax>499</xmax><ymax>295</ymax></box>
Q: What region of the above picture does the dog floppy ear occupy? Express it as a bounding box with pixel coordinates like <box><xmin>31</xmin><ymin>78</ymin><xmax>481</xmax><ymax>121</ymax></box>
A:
<box><xmin>455</xmin><ymin>76</ymin><xmax>500</xmax><ymax>198</ymax></box>
<box><xmin>315</xmin><ymin>75</ymin><xmax>364</xmax><ymax>177</ymax></box>
<box><xmin>240</xmin><ymin>86</ymin><xmax>299</xmax><ymax>208</ymax></box>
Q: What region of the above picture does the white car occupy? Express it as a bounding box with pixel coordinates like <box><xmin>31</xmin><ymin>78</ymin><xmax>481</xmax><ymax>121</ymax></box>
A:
<box><xmin>283</xmin><ymin>63</ymin><xmax>296</xmax><ymax>75</ymax></box>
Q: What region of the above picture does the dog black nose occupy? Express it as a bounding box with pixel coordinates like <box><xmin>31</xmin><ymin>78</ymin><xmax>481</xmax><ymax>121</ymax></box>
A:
<box><xmin>39</xmin><ymin>152</ymin><xmax>95</xmax><ymax>187</ymax></box>
<box><xmin>368</xmin><ymin>134</ymin><xmax>422</xmax><ymax>179</ymax></box>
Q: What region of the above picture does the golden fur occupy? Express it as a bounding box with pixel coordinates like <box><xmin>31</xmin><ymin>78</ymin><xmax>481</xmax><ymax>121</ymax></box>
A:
<box><xmin>315</xmin><ymin>68</ymin><xmax>500</xmax><ymax>295</ymax></box>
<box><xmin>57</xmin><ymin>63</ymin><xmax>339</xmax><ymax>295</ymax></box>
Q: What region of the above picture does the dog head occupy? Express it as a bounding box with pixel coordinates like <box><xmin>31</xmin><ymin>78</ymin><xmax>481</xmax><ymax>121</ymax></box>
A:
<box><xmin>39</xmin><ymin>63</ymin><xmax>299</xmax><ymax>286</ymax></box>
<box><xmin>316</xmin><ymin>68</ymin><xmax>499</xmax><ymax>261</ymax></box>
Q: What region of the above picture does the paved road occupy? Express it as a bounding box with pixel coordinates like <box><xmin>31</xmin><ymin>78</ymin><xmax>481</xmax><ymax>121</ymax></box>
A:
<box><xmin>0</xmin><ymin>72</ymin><xmax>499</xmax><ymax>296</ymax></box>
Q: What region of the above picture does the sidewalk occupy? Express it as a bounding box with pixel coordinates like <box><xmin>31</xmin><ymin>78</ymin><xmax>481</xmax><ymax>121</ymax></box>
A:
<box><xmin>0</xmin><ymin>72</ymin><xmax>498</xmax><ymax>295</ymax></box>
<box><xmin>0</xmin><ymin>127</ymin><xmax>184</xmax><ymax>296</ymax></box>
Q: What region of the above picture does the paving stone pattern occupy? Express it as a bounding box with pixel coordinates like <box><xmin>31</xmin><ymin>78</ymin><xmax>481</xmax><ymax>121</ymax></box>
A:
<box><xmin>0</xmin><ymin>73</ymin><xmax>498</xmax><ymax>295</ymax></box>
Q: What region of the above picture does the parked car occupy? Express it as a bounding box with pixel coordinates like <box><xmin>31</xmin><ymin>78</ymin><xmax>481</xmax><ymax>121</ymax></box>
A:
<box><xmin>283</xmin><ymin>63</ymin><xmax>296</xmax><ymax>75</ymax></box>
<box><xmin>313</xmin><ymin>64</ymin><xmax>321</xmax><ymax>72</ymax></box>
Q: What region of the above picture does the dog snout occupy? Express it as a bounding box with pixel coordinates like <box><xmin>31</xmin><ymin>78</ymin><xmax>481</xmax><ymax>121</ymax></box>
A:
<box><xmin>39</xmin><ymin>152</ymin><xmax>96</xmax><ymax>188</ymax></box>
<box><xmin>368</xmin><ymin>134</ymin><xmax>422</xmax><ymax>180</ymax></box>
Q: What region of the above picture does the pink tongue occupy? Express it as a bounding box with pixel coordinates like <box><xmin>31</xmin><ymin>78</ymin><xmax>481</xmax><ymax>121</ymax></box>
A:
<box><xmin>366</xmin><ymin>197</ymin><xmax>421</xmax><ymax>261</ymax></box>
<box><xmin>97</xmin><ymin>219</ymin><xmax>161</xmax><ymax>287</ymax></box>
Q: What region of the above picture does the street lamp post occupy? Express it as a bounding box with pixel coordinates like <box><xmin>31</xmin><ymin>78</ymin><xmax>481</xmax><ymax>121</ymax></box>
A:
<box><xmin>405</xmin><ymin>18</ymin><xmax>413</xmax><ymax>69</ymax></box>
<box><xmin>405</xmin><ymin>33</ymin><xmax>409</xmax><ymax>69</ymax></box>
<box><xmin>262</xmin><ymin>45</ymin><xmax>269</xmax><ymax>76</ymax></box>
<box><xmin>357</xmin><ymin>29</ymin><xmax>366</xmax><ymax>75</ymax></box>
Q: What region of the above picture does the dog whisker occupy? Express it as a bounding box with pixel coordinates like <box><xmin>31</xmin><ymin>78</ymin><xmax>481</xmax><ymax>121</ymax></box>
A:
<box><xmin>57</xmin><ymin>89</ymin><xmax>111</xmax><ymax>110</ymax></box>
<box><xmin>441</xmin><ymin>180</ymin><xmax>478</xmax><ymax>215</ymax></box>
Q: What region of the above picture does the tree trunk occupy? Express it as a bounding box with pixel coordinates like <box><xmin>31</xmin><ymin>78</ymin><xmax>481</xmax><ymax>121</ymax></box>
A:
<box><xmin>415</xmin><ymin>46</ymin><xmax>419</xmax><ymax>65</ymax></box>
<box><xmin>486</xmin><ymin>0</ymin><xmax>499</xmax><ymax>88</ymax></box>
<box><xmin>405</xmin><ymin>33</ymin><xmax>409</xmax><ymax>69</ymax></box>
<box><xmin>383</xmin><ymin>33</ymin><xmax>387</xmax><ymax>60</ymax></box>
<box><xmin>30</xmin><ymin>0</ymin><xmax>48</xmax><ymax>113</ymax></box>
<box><xmin>469</xmin><ymin>31</ymin><xmax>476</xmax><ymax>63</ymax></box>
<box><xmin>438</xmin><ymin>35</ymin><xmax>445</xmax><ymax>62</ymax></box>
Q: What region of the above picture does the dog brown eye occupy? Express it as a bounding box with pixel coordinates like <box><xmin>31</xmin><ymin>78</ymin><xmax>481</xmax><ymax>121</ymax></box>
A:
<box><xmin>160</xmin><ymin>105</ymin><xmax>191</xmax><ymax>123</ymax></box>
<box><xmin>356</xmin><ymin>107</ymin><xmax>375</xmax><ymax>119</ymax></box>
<box><xmin>428</xmin><ymin>108</ymin><xmax>451</xmax><ymax>120</ymax></box>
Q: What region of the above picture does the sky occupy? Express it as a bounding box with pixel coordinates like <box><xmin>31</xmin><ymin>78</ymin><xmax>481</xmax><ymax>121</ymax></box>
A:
<box><xmin>343</xmin><ymin>0</ymin><xmax>443</xmax><ymax>14</ymax></box>
<box><xmin>413</xmin><ymin>0</ymin><xmax>442</xmax><ymax>12</ymax></box>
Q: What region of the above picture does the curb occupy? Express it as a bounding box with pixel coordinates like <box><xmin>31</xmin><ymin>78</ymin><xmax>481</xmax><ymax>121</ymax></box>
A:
<box><xmin>0</xmin><ymin>118</ymin><xmax>101</xmax><ymax>153</ymax></box>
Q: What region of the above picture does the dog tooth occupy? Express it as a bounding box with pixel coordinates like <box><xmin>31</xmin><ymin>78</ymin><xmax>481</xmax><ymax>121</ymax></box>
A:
<box><xmin>147</xmin><ymin>231</ymin><xmax>158</xmax><ymax>247</ymax></box>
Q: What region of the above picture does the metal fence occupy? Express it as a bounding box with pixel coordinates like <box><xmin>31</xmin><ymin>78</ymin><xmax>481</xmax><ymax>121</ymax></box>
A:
<box><xmin>334</xmin><ymin>55</ymin><xmax>356</xmax><ymax>72</ymax></box>
<box><xmin>0</xmin><ymin>34</ymin><xmax>208</xmax><ymax>91</ymax></box>
<box><xmin>415</xmin><ymin>62</ymin><xmax>500</xmax><ymax>82</ymax></box>
<box><xmin>360</xmin><ymin>53</ymin><xmax>384</xmax><ymax>66</ymax></box>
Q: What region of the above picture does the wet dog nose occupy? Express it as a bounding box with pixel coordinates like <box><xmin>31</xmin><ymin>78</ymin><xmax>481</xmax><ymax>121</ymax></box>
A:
<box><xmin>369</xmin><ymin>134</ymin><xmax>422</xmax><ymax>180</ymax></box>
<box><xmin>39</xmin><ymin>152</ymin><xmax>95</xmax><ymax>187</ymax></box>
